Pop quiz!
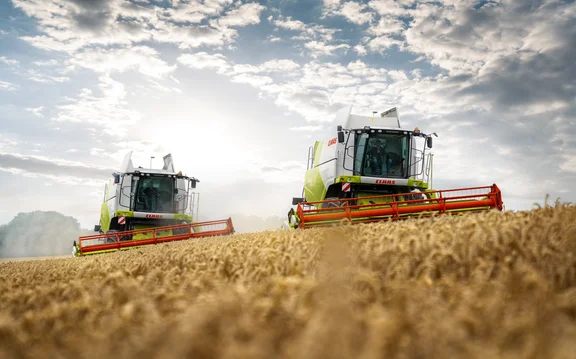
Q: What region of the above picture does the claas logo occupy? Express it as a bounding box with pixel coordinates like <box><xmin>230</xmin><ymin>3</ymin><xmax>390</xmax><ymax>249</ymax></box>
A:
<box><xmin>327</xmin><ymin>138</ymin><xmax>337</xmax><ymax>146</ymax></box>
<box><xmin>375</xmin><ymin>179</ymin><xmax>396</xmax><ymax>184</ymax></box>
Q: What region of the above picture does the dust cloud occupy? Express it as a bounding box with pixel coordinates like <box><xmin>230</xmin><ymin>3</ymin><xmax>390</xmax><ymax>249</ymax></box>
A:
<box><xmin>0</xmin><ymin>211</ymin><xmax>89</xmax><ymax>259</ymax></box>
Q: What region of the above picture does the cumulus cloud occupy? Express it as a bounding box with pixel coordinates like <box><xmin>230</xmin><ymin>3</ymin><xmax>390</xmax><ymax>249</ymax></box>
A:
<box><xmin>368</xmin><ymin>16</ymin><xmax>406</xmax><ymax>36</ymax></box>
<box><xmin>158</xmin><ymin>0</ymin><xmax>234</xmax><ymax>23</ymax></box>
<box><xmin>368</xmin><ymin>0</ymin><xmax>412</xmax><ymax>17</ymax></box>
<box><xmin>11</xmin><ymin>0</ymin><xmax>252</xmax><ymax>54</ymax></box>
<box><xmin>335</xmin><ymin>2</ymin><xmax>375</xmax><ymax>25</ymax></box>
<box><xmin>259</xmin><ymin>59</ymin><xmax>300</xmax><ymax>72</ymax></box>
<box><xmin>177</xmin><ymin>52</ymin><xmax>232</xmax><ymax>74</ymax></box>
<box><xmin>67</xmin><ymin>46</ymin><xmax>177</xmax><ymax>79</ymax></box>
<box><xmin>230</xmin><ymin>73</ymin><xmax>273</xmax><ymax>87</ymax></box>
<box><xmin>304</xmin><ymin>41</ymin><xmax>351</xmax><ymax>57</ymax></box>
<box><xmin>51</xmin><ymin>74</ymin><xmax>141</xmax><ymax>138</ymax></box>
<box><xmin>217</xmin><ymin>2</ymin><xmax>266</xmax><ymax>27</ymax></box>
<box><xmin>271</xmin><ymin>15</ymin><xmax>345</xmax><ymax>57</ymax></box>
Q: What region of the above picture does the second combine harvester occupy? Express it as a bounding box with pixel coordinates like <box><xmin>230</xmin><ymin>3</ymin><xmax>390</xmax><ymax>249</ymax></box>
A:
<box><xmin>284</xmin><ymin>106</ymin><xmax>503</xmax><ymax>229</ymax></box>
<box><xmin>73</xmin><ymin>152</ymin><xmax>235</xmax><ymax>256</ymax></box>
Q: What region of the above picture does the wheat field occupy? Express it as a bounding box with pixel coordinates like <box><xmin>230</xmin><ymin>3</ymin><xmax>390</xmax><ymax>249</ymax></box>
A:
<box><xmin>1</xmin><ymin>204</ymin><xmax>576</xmax><ymax>359</ymax></box>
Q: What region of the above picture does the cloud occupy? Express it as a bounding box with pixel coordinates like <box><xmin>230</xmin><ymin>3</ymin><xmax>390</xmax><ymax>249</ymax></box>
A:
<box><xmin>25</xmin><ymin>70</ymin><xmax>70</xmax><ymax>83</ymax></box>
<box><xmin>304</xmin><ymin>41</ymin><xmax>351</xmax><ymax>57</ymax></box>
<box><xmin>11</xmin><ymin>0</ymin><xmax>259</xmax><ymax>54</ymax></box>
<box><xmin>0</xmin><ymin>152</ymin><xmax>114</xmax><ymax>180</ymax></box>
<box><xmin>50</xmin><ymin>74</ymin><xmax>141</xmax><ymax>138</ymax></box>
<box><xmin>175</xmin><ymin>50</ymin><xmax>395</xmax><ymax>122</ymax></box>
<box><xmin>67</xmin><ymin>46</ymin><xmax>177</xmax><ymax>79</ymax></box>
<box><xmin>272</xmin><ymin>15</ymin><xmax>345</xmax><ymax>57</ymax></box>
<box><xmin>324</xmin><ymin>1</ymin><xmax>375</xmax><ymax>25</ymax></box>
<box><xmin>217</xmin><ymin>2</ymin><xmax>266</xmax><ymax>27</ymax></box>
<box><xmin>177</xmin><ymin>52</ymin><xmax>232</xmax><ymax>74</ymax></box>
<box><xmin>25</xmin><ymin>106</ymin><xmax>44</xmax><ymax>117</ymax></box>
<box><xmin>0</xmin><ymin>56</ymin><xmax>19</xmax><ymax>66</ymax></box>
<box><xmin>337</xmin><ymin>2</ymin><xmax>375</xmax><ymax>25</ymax></box>
<box><xmin>274</xmin><ymin>15</ymin><xmax>307</xmax><ymax>31</ymax></box>
<box><xmin>353</xmin><ymin>44</ymin><xmax>367</xmax><ymax>56</ymax></box>
<box><xmin>158</xmin><ymin>0</ymin><xmax>233</xmax><ymax>23</ymax></box>
<box><xmin>259</xmin><ymin>59</ymin><xmax>300</xmax><ymax>72</ymax></box>
<box><xmin>149</xmin><ymin>21</ymin><xmax>239</xmax><ymax>50</ymax></box>
<box><xmin>0</xmin><ymin>80</ymin><xmax>17</xmax><ymax>91</ymax></box>
<box><xmin>368</xmin><ymin>0</ymin><xmax>412</xmax><ymax>17</ymax></box>
<box><xmin>368</xmin><ymin>16</ymin><xmax>406</xmax><ymax>36</ymax></box>
<box><xmin>230</xmin><ymin>73</ymin><xmax>273</xmax><ymax>87</ymax></box>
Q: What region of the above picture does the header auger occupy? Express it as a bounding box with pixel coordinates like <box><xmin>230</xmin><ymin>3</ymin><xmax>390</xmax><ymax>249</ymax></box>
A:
<box><xmin>283</xmin><ymin>106</ymin><xmax>504</xmax><ymax>230</ymax></box>
<box><xmin>73</xmin><ymin>152</ymin><xmax>235</xmax><ymax>257</ymax></box>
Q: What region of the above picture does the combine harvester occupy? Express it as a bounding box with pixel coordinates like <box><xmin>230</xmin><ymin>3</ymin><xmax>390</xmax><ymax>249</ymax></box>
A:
<box><xmin>284</xmin><ymin>106</ymin><xmax>503</xmax><ymax>230</ymax></box>
<box><xmin>73</xmin><ymin>152</ymin><xmax>234</xmax><ymax>256</ymax></box>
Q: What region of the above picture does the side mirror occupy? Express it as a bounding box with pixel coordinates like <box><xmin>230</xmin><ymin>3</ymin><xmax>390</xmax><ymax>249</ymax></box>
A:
<box><xmin>292</xmin><ymin>197</ymin><xmax>305</xmax><ymax>205</ymax></box>
<box><xmin>113</xmin><ymin>173</ymin><xmax>120</xmax><ymax>184</ymax></box>
<box><xmin>190</xmin><ymin>180</ymin><xmax>197</xmax><ymax>189</ymax></box>
<box><xmin>426</xmin><ymin>136</ymin><xmax>433</xmax><ymax>148</ymax></box>
<box><xmin>337</xmin><ymin>131</ymin><xmax>345</xmax><ymax>143</ymax></box>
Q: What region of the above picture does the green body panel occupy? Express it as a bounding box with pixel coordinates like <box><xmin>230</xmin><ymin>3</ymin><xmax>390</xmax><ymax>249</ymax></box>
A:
<box><xmin>115</xmin><ymin>210</ymin><xmax>134</xmax><ymax>218</ymax></box>
<box><xmin>334</xmin><ymin>175</ymin><xmax>362</xmax><ymax>184</ymax></box>
<box><xmin>99</xmin><ymin>179</ymin><xmax>112</xmax><ymax>232</ymax></box>
<box><xmin>304</xmin><ymin>140</ymin><xmax>329</xmax><ymax>202</ymax></box>
<box><xmin>174</xmin><ymin>213</ymin><xmax>193</xmax><ymax>221</ymax></box>
<box><xmin>100</xmin><ymin>202</ymin><xmax>111</xmax><ymax>233</ymax></box>
<box><xmin>77</xmin><ymin>247</ymin><xmax>136</xmax><ymax>257</ymax></box>
<box><xmin>304</xmin><ymin>168</ymin><xmax>327</xmax><ymax>203</ymax></box>
<box><xmin>407</xmin><ymin>178</ymin><xmax>429</xmax><ymax>190</ymax></box>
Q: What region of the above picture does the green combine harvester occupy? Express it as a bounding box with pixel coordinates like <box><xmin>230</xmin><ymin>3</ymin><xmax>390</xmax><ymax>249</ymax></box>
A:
<box><xmin>283</xmin><ymin>106</ymin><xmax>503</xmax><ymax>229</ymax></box>
<box><xmin>73</xmin><ymin>152</ymin><xmax>234</xmax><ymax>256</ymax></box>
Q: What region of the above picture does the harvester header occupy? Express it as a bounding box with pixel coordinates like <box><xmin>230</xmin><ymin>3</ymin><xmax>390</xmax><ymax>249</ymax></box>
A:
<box><xmin>283</xmin><ymin>106</ymin><xmax>504</xmax><ymax>229</ymax></box>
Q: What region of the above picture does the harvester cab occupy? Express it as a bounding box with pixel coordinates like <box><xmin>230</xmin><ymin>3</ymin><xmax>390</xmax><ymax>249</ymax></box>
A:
<box><xmin>73</xmin><ymin>151</ymin><xmax>235</xmax><ymax>257</ymax></box>
<box><xmin>284</xmin><ymin>106</ymin><xmax>503</xmax><ymax>229</ymax></box>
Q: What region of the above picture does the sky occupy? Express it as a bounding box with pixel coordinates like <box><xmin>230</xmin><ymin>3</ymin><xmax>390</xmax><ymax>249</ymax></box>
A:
<box><xmin>0</xmin><ymin>0</ymin><xmax>575</xmax><ymax>230</ymax></box>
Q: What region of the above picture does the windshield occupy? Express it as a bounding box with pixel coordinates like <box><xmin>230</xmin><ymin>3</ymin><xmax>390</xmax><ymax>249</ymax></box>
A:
<box><xmin>134</xmin><ymin>175</ymin><xmax>175</xmax><ymax>213</ymax></box>
<box><xmin>353</xmin><ymin>131</ymin><xmax>409</xmax><ymax>178</ymax></box>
